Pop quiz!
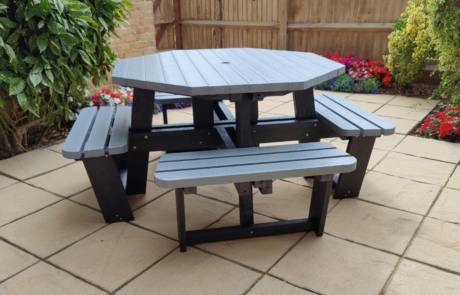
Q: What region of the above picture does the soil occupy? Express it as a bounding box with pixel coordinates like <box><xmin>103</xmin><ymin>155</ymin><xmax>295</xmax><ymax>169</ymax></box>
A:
<box><xmin>379</xmin><ymin>81</ymin><xmax>439</xmax><ymax>99</ymax></box>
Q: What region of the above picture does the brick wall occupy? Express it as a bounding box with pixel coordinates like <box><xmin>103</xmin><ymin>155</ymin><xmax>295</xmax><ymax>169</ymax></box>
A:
<box><xmin>90</xmin><ymin>0</ymin><xmax>157</xmax><ymax>93</ymax></box>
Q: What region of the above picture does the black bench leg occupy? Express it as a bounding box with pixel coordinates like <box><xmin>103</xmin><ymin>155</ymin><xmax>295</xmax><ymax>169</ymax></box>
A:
<box><xmin>333</xmin><ymin>136</ymin><xmax>376</xmax><ymax>199</ymax></box>
<box><xmin>235</xmin><ymin>183</ymin><xmax>254</xmax><ymax>226</ymax></box>
<box><xmin>83</xmin><ymin>156</ymin><xmax>134</xmax><ymax>223</ymax></box>
<box><xmin>162</xmin><ymin>105</ymin><xmax>168</xmax><ymax>124</ymax></box>
<box><xmin>175</xmin><ymin>188</ymin><xmax>187</xmax><ymax>252</ymax></box>
<box><xmin>309</xmin><ymin>175</ymin><xmax>333</xmax><ymax>236</ymax></box>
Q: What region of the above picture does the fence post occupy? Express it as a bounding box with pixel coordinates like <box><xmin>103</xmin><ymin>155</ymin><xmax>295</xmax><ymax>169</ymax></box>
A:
<box><xmin>278</xmin><ymin>0</ymin><xmax>289</xmax><ymax>50</ymax></box>
<box><xmin>173</xmin><ymin>0</ymin><xmax>183</xmax><ymax>49</ymax></box>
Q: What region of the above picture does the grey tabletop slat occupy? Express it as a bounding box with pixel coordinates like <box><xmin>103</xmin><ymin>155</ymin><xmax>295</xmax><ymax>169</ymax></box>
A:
<box><xmin>160</xmin><ymin>142</ymin><xmax>333</xmax><ymax>161</ymax></box>
<box><xmin>62</xmin><ymin>107</ymin><xmax>98</xmax><ymax>159</ymax></box>
<box><xmin>155</xmin><ymin>92</ymin><xmax>192</xmax><ymax>104</ymax></box>
<box><xmin>315</xmin><ymin>95</ymin><xmax>382</xmax><ymax>136</ymax></box>
<box><xmin>323</xmin><ymin>93</ymin><xmax>396</xmax><ymax>135</ymax></box>
<box><xmin>126</xmin><ymin>56</ymin><xmax>146</xmax><ymax>88</ymax></box>
<box><xmin>314</xmin><ymin>101</ymin><xmax>361</xmax><ymax>137</ymax></box>
<box><xmin>84</xmin><ymin>107</ymin><xmax>115</xmax><ymax>158</ymax></box>
<box><xmin>171</xmin><ymin>50</ymin><xmax>209</xmax><ymax>96</ymax></box>
<box><xmin>184</xmin><ymin>50</ymin><xmax>231</xmax><ymax>94</ymax></box>
<box><xmin>199</xmin><ymin>49</ymin><xmax>251</xmax><ymax>94</ymax></box>
<box><xmin>111</xmin><ymin>59</ymin><xmax>129</xmax><ymax>86</ymax></box>
<box><xmin>291</xmin><ymin>52</ymin><xmax>346</xmax><ymax>77</ymax></box>
<box><xmin>145</xmin><ymin>54</ymin><xmax>168</xmax><ymax>92</ymax></box>
<box><xmin>223</xmin><ymin>48</ymin><xmax>290</xmax><ymax>92</ymax></box>
<box><xmin>210</xmin><ymin>49</ymin><xmax>268</xmax><ymax>93</ymax></box>
<box><xmin>243</xmin><ymin>48</ymin><xmax>309</xmax><ymax>90</ymax></box>
<box><xmin>157</xmin><ymin>148</ymin><xmax>346</xmax><ymax>172</ymax></box>
<box><xmin>159</xmin><ymin>51</ymin><xmax>189</xmax><ymax>95</ymax></box>
<box><xmin>154</xmin><ymin>143</ymin><xmax>356</xmax><ymax>188</ymax></box>
<box><xmin>108</xmin><ymin>107</ymin><xmax>131</xmax><ymax>155</ymax></box>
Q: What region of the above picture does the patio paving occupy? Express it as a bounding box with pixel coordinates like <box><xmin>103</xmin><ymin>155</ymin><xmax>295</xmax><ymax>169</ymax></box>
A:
<box><xmin>0</xmin><ymin>91</ymin><xmax>460</xmax><ymax>294</ymax></box>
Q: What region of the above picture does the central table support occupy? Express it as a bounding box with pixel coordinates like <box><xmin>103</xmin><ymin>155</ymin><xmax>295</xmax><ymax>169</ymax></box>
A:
<box><xmin>294</xmin><ymin>88</ymin><xmax>320</xmax><ymax>143</ymax></box>
<box><xmin>234</xmin><ymin>94</ymin><xmax>254</xmax><ymax>226</ymax></box>
<box><xmin>126</xmin><ymin>89</ymin><xmax>156</xmax><ymax>195</ymax></box>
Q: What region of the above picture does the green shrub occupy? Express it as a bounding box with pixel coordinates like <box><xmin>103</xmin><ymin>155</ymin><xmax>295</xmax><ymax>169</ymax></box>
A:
<box><xmin>0</xmin><ymin>0</ymin><xmax>133</xmax><ymax>156</ymax></box>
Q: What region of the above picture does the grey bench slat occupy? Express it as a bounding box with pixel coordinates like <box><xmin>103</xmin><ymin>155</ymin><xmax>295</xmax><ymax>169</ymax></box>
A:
<box><xmin>62</xmin><ymin>107</ymin><xmax>98</xmax><ymax>159</ymax></box>
<box><xmin>323</xmin><ymin>93</ymin><xmax>395</xmax><ymax>135</ymax></box>
<box><xmin>314</xmin><ymin>101</ymin><xmax>361</xmax><ymax>137</ymax></box>
<box><xmin>155</xmin><ymin>92</ymin><xmax>192</xmax><ymax>104</ymax></box>
<box><xmin>157</xmin><ymin>148</ymin><xmax>347</xmax><ymax>172</ymax></box>
<box><xmin>111</xmin><ymin>58</ymin><xmax>129</xmax><ymax>86</ymax></box>
<box><xmin>160</xmin><ymin>141</ymin><xmax>333</xmax><ymax>162</ymax></box>
<box><xmin>154</xmin><ymin>142</ymin><xmax>356</xmax><ymax>188</ymax></box>
<box><xmin>315</xmin><ymin>95</ymin><xmax>382</xmax><ymax>136</ymax></box>
<box><xmin>84</xmin><ymin>107</ymin><xmax>115</xmax><ymax>158</ymax></box>
<box><xmin>108</xmin><ymin>107</ymin><xmax>131</xmax><ymax>155</ymax></box>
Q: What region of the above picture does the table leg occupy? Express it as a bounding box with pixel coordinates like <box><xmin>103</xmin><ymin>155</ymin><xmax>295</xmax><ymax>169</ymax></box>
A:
<box><xmin>333</xmin><ymin>136</ymin><xmax>376</xmax><ymax>199</ymax></box>
<box><xmin>193</xmin><ymin>97</ymin><xmax>214</xmax><ymax>128</ymax></box>
<box><xmin>235</xmin><ymin>94</ymin><xmax>254</xmax><ymax>225</ymax></box>
<box><xmin>294</xmin><ymin>88</ymin><xmax>320</xmax><ymax>143</ymax></box>
<box><xmin>126</xmin><ymin>89</ymin><xmax>156</xmax><ymax>195</ymax></box>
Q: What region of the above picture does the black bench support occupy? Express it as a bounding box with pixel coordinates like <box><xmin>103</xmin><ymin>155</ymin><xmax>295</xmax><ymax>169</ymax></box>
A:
<box><xmin>175</xmin><ymin>174</ymin><xmax>334</xmax><ymax>252</ymax></box>
<box><xmin>235</xmin><ymin>183</ymin><xmax>254</xmax><ymax>226</ymax></box>
<box><xmin>333</xmin><ymin>136</ymin><xmax>376</xmax><ymax>199</ymax></box>
<box><xmin>126</xmin><ymin>89</ymin><xmax>156</xmax><ymax>195</ymax></box>
<box><xmin>83</xmin><ymin>156</ymin><xmax>134</xmax><ymax>223</ymax></box>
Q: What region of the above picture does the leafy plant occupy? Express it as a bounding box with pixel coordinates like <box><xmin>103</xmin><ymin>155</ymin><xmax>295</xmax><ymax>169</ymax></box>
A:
<box><xmin>384</xmin><ymin>0</ymin><xmax>436</xmax><ymax>85</ymax></box>
<box><xmin>0</xmin><ymin>0</ymin><xmax>134</xmax><ymax>156</ymax></box>
<box><xmin>421</xmin><ymin>105</ymin><xmax>460</xmax><ymax>140</ymax></box>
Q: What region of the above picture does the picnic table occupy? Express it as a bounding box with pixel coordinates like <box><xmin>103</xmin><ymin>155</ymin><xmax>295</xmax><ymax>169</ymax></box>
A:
<box><xmin>63</xmin><ymin>48</ymin><xmax>395</xmax><ymax>232</ymax></box>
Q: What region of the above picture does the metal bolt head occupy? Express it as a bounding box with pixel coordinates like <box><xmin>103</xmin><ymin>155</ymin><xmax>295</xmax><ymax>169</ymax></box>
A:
<box><xmin>145</xmin><ymin>136</ymin><xmax>148</xmax><ymax>139</ymax></box>
<box><xmin>306</xmin><ymin>133</ymin><xmax>309</xmax><ymax>137</ymax></box>
<box><xmin>314</xmin><ymin>124</ymin><xmax>317</xmax><ymax>127</ymax></box>
<box><xmin>133</xmin><ymin>146</ymin><xmax>137</xmax><ymax>150</ymax></box>
<box><xmin>199</xmin><ymin>142</ymin><xmax>202</xmax><ymax>144</ymax></box>
<box><xmin>254</xmin><ymin>130</ymin><xmax>256</xmax><ymax>133</ymax></box>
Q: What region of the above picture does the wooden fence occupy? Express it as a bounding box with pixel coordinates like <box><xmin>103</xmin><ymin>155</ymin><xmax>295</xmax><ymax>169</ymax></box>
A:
<box><xmin>154</xmin><ymin>0</ymin><xmax>409</xmax><ymax>61</ymax></box>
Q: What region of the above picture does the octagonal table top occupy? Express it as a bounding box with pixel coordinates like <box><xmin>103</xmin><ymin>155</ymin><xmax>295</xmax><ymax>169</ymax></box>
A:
<box><xmin>112</xmin><ymin>48</ymin><xmax>345</xmax><ymax>96</ymax></box>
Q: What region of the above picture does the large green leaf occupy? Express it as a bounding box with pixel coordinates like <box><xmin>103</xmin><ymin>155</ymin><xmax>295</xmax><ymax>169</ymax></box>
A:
<box><xmin>38</xmin><ymin>20</ymin><xmax>45</xmax><ymax>29</ymax></box>
<box><xmin>78</xmin><ymin>49</ymin><xmax>91</xmax><ymax>65</ymax></box>
<box><xmin>31</xmin><ymin>62</ymin><xmax>43</xmax><ymax>73</ymax></box>
<box><xmin>0</xmin><ymin>71</ymin><xmax>13</xmax><ymax>83</ymax></box>
<box><xmin>6</xmin><ymin>27</ymin><xmax>21</xmax><ymax>44</ymax></box>
<box><xmin>48</xmin><ymin>20</ymin><xmax>66</xmax><ymax>35</ymax></box>
<box><xmin>15</xmin><ymin>1</ymin><xmax>26</xmax><ymax>21</ymax></box>
<box><xmin>37</xmin><ymin>33</ymin><xmax>48</xmax><ymax>52</ymax></box>
<box><xmin>4</xmin><ymin>44</ymin><xmax>18</xmax><ymax>71</ymax></box>
<box><xmin>45</xmin><ymin>69</ymin><xmax>54</xmax><ymax>83</ymax></box>
<box><xmin>49</xmin><ymin>37</ymin><xmax>60</xmax><ymax>55</ymax></box>
<box><xmin>39</xmin><ymin>0</ymin><xmax>51</xmax><ymax>16</ymax></box>
<box><xmin>23</xmin><ymin>56</ymin><xmax>40</xmax><ymax>64</ymax></box>
<box><xmin>0</xmin><ymin>97</ymin><xmax>5</xmax><ymax>108</ymax></box>
<box><xmin>54</xmin><ymin>0</ymin><xmax>64</xmax><ymax>14</ymax></box>
<box><xmin>29</xmin><ymin>72</ymin><xmax>42</xmax><ymax>86</ymax></box>
<box><xmin>0</xmin><ymin>17</ymin><xmax>16</xmax><ymax>29</ymax></box>
<box><xmin>0</xmin><ymin>4</ymin><xmax>7</xmax><ymax>9</ymax></box>
<box><xmin>17</xmin><ymin>93</ymin><xmax>28</xmax><ymax>111</ymax></box>
<box><xmin>0</xmin><ymin>35</ymin><xmax>4</xmax><ymax>47</ymax></box>
<box><xmin>9</xmin><ymin>77</ymin><xmax>26</xmax><ymax>95</ymax></box>
<box><xmin>27</xmin><ymin>98</ymin><xmax>40</xmax><ymax>117</ymax></box>
<box><xmin>59</xmin><ymin>33</ymin><xmax>78</xmax><ymax>47</ymax></box>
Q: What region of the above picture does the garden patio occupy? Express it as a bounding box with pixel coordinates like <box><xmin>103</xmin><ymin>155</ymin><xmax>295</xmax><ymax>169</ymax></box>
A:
<box><xmin>1</xmin><ymin>91</ymin><xmax>460</xmax><ymax>295</ymax></box>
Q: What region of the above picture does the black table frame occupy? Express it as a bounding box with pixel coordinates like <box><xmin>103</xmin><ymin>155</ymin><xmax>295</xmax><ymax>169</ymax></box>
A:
<box><xmin>123</xmin><ymin>87</ymin><xmax>375</xmax><ymax>206</ymax></box>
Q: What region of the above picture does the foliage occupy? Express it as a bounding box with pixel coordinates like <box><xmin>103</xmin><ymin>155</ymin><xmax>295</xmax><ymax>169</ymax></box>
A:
<box><xmin>421</xmin><ymin>105</ymin><xmax>460</xmax><ymax>139</ymax></box>
<box><xmin>385</xmin><ymin>0</ymin><xmax>460</xmax><ymax>104</ymax></box>
<box><xmin>315</xmin><ymin>53</ymin><xmax>389</xmax><ymax>94</ymax></box>
<box><xmin>0</xmin><ymin>0</ymin><xmax>134</xmax><ymax>156</ymax></box>
<box><xmin>426</xmin><ymin>0</ymin><xmax>460</xmax><ymax>105</ymax></box>
<box><xmin>384</xmin><ymin>0</ymin><xmax>436</xmax><ymax>85</ymax></box>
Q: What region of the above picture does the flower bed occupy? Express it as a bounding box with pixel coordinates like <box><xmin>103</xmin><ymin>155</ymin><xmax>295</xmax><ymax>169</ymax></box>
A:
<box><xmin>420</xmin><ymin>105</ymin><xmax>460</xmax><ymax>140</ymax></box>
<box><xmin>315</xmin><ymin>53</ymin><xmax>392</xmax><ymax>94</ymax></box>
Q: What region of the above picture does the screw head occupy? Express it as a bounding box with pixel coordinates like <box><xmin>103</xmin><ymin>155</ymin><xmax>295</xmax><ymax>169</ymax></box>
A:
<box><xmin>145</xmin><ymin>136</ymin><xmax>148</xmax><ymax>139</ymax></box>
<box><xmin>314</xmin><ymin>124</ymin><xmax>317</xmax><ymax>127</ymax></box>
<box><xmin>133</xmin><ymin>146</ymin><xmax>137</xmax><ymax>150</ymax></box>
<box><xmin>254</xmin><ymin>130</ymin><xmax>256</xmax><ymax>133</ymax></box>
<box><xmin>199</xmin><ymin>142</ymin><xmax>202</xmax><ymax>144</ymax></box>
<box><xmin>306</xmin><ymin>133</ymin><xmax>309</xmax><ymax>137</ymax></box>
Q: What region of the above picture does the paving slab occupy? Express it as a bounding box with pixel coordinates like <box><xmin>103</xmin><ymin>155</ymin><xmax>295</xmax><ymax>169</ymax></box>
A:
<box><xmin>26</xmin><ymin>162</ymin><xmax>91</xmax><ymax>197</ymax></box>
<box><xmin>407</xmin><ymin>218</ymin><xmax>460</xmax><ymax>274</ymax></box>
<box><xmin>0</xmin><ymin>183</ymin><xmax>61</xmax><ymax>227</ymax></box>
<box><xmin>378</xmin><ymin>116</ymin><xmax>420</xmax><ymax>135</ymax></box>
<box><xmin>46</xmin><ymin>143</ymin><xmax>64</xmax><ymax>154</ymax></box>
<box><xmin>386</xmin><ymin>259</ymin><xmax>460</xmax><ymax>295</ymax></box>
<box><xmin>253</xmin><ymin>180</ymin><xmax>338</xmax><ymax>221</ymax></box>
<box><xmin>265</xmin><ymin>93</ymin><xmax>294</xmax><ymax>102</ymax></box>
<box><xmin>332</xmin><ymin>140</ymin><xmax>388</xmax><ymax>169</ymax></box>
<box><xmin>116</xmin><ymin>248</ymin><xmax>261</xmax><ymax>295</ymax></box>
<box><xmin>0</xmin><ymin>200</ymin><xmax>106</xmax><ymax>258</ymax></box>
<box><xmin>270</xmin><ymin>233</ymin><xmax>398</xmax><ymax>295</ymax></box>
<box><xmin>71</xmin><ymin>180</ymin><xmax>171</xmax><ymax>212</ymax></box>
<box><xmin>359</xmin><ymin>171</ymin><xmax>441</xmax><ymax>215</ymax></box>
<box><xmin>146</xmin><ymin>159</ymin><xmax>159</xmax><ymax>182</ymax></box>
<box><xmin>347</xmin><ymin>93</ymin><xmax>396</xmax><ymax>104</ymax></box>
<box><xmin>247</xmin><ymin>275</ymin><xmax>315</xmax><ymax>295</ymax></box>
<box><xmin>350</xmin><ymin>101</ymin><xmax>383</xmax><ymax>112</ymax></box>
<box><xmin>0</xmin><ymin>149</ymin><xmax>73</xmax><ymax>180</ymax></box>
<box><xmin>131</xmin><ymin>190</ymin><xmax>233</xmax><ymax>239</ymax></box>
<box><xmin>0</xmin><ymin>240</ymin><xmax>38</xmax><ymax>282</ymax></box>
<box><xmin>149</xmin><ymin>151</ymin><xmax>165</xmax><ymax>162</ymax></box>
<box><xmin>257</xmin><ymin>100</ymin><xmax>286</xmax><ymax>112</ymax></box>
<box><xmin>197</xmin><ymin>183</ymin><xmax>240</xmax><ymax>205</ymax></box>
<box><xmin>266</xmin><ymin>102</ymin><xmax>295</xmax><ymax>116</ymax></box>
<box><xmin>325</xmin><ymin>199</ymin><xmax>422</xmax><ymax>254</ymax></box>
<box><xmin>49</xmin><ymin>223</ymin><xmax>178</xmax><ymax>292</ymax></box>
<box><xmin>0</xmin><ymin>262</ymin><xmax>107</xmax><ymax>295</ymax></box>
<box><xmin>388</xmin><ymin>96</ymin><xmax>439</xmax><ymax>110</ymax></box>
<box><xmin>374</xmin><ymin>134</ymin><xmax>406</xmax><ymax>151</ymax></box>
<box><xmin>374</xmin><ymin>152</ymin><xmax>455</xmax><ymax>186</ymax></box>
<box><xmin>394</xmin><ymin>136</ymin><xmax>460</xmax><ymax>164</ymax></box>
<box><xmin>446</xmin><ymin>165</ymin><xmax>460</xmax><ymax>190</ymax></box>
<box><xmin>196</xmin><ymin>209</ymin><xmax>304</xmax><ymax>272</ymax></box>
<box><xmin>428</xmin><ymin>188</ymin><xmax>460</xmax><ymax>224</ymax></box>
<box><xmin>0</xmin><ymin>174</ymin><xmax>17</xmax><ymax>190</ymax></box>
<box><xmin>375</xmin><ymin>105</ymin><xmax>431</xmax><ymax>121</ymax></box>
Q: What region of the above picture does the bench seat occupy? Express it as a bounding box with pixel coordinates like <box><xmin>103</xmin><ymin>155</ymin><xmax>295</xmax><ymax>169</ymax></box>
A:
<box><xmin>155</xmin><ymin>92</ymin><xmax>192</xmax><ymax>124</ymax></box>
<box><xmin>154</xmin><ymin>142</ymin><xmax>356</xmax><ymax>252</ymax></box>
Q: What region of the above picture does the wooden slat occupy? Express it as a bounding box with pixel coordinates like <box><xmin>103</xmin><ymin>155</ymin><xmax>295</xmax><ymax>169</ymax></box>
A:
<box><xmin>287</xmin><ymin>22</ymin><xmax>395</xmax><ymax>32</ymax></box>
<box><xmin>84</xmin><ymin>107</ymin><xmax>115</xmax><ymax>158</ymax></box>
<box><xmin>62</xmin><ymin>107</ymin><xmax>98</xmax><ymax>159</ymax></box>
<box><xmin>181</xmin><ymin>20</ymin><xmax>280</xmax><ymax>29</ymax></box>
<box><xmin>108</xmin><ymin>107</ymin><xmax>131</xmax><ymax>155</ymax></box>
<box><xmin>154</xmin><ymin>144</ymin><xmax>356</xmax><ymax>188</ymax></box>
